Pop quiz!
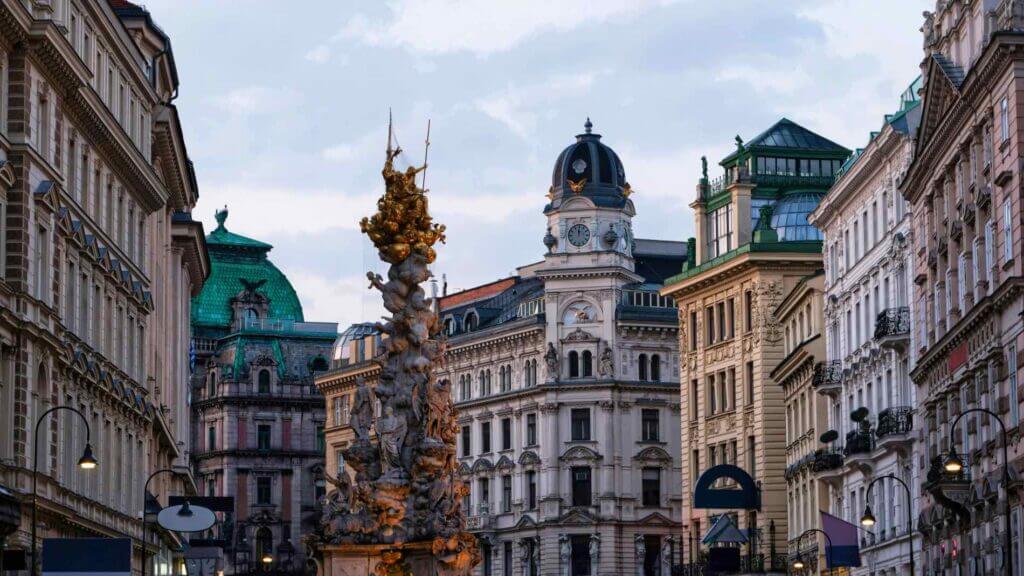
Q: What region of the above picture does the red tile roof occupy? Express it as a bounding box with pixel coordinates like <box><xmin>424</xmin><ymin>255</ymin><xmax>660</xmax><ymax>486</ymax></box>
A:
<box><xmin>108</xmin><ymin>0</ymin><xmax>142</xmax><ymax>10</ymax></box>
<box><xmin>439</xmin><ymin>278</ymin><xmax>515</xmax><ymax>311</ymax></box>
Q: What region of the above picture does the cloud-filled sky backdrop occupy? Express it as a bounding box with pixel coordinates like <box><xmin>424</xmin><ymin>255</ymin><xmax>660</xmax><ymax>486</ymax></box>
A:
<box><xmin>141</xmin><ymin>0</ymin><xmax>931</xmax><ymax>329</ymax></box>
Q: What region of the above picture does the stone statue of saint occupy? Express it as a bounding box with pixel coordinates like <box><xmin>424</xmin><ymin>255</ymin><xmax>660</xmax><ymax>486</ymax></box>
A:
<box><xmin>559</xmin><ymin>535</ymin><xmax>570</xmax><ymax>576</ymax></box>
<box><xmin>519</xmin><ymin>540</ymin><xmax>531</xmax><ymax>576</ymax></box>
<box><xmin>660</xmin><ymin>537</ymin><xmax>673</xmax><ymax>575</ymax></box>
<box><xmin>598</xmin><ymin>346</ymin><xmax>614</xmax><ymax>377</ymax></box>
<box><xmin>589</xmin><ymin>534</ymin><xmax>600</xmax><ymax>574</ymax></box>
<box><xmin>349</xmin><ymin>377</ymin><xmax>373</xmax><ymax>440</ymax></box>
<box><xmin>634</xmin><ymin>535</ymin><xmax>646</xmax><ymax>576</ymax></box>
<box><xmin>376</xmin><ymin>405</ymin><xmax>407</xmax><ymax>475</ymax></box>
<box><xmin>545</xmin><ymin>343</ymin><xmax>559</xmax><ymax>380</ymax></box>
<box><xmin>701</xmin><ymin>155</ymin><xmax>708</xmax><ymax>181</ymax></box>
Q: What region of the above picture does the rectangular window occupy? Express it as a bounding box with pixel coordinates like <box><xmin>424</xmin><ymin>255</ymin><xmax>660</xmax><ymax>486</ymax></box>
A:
<box><xmin>689</xmin><ymin>310</ymin><xmax>698</xmax><ymax>350</ymax></box>
<box><xmin>502</xmin><ymin>474</ymin><xmax>512</xmax><ymax>513</ymax></box>
<box><xmin>527</xmin><ymin>470</ymin><xmax>537</xmax><ymax>509</ymax></box>
<box><xmin>526</xmin><ymin>413</ymin><xmax>537</xmax><ymax>446</ymax></box>
<box><xmin>1010</xmin><ymin>344</ymin><xmax>1019</xmax><ymax>426</ymax></box>
<box><xmin>501</xmin><ymin>417</ymin><xmax>511</xmax><ymax>450</ymax></box>
<box><xmin>744</xmin><ymin>290</ymin><xmax>753</xmax><ymax>332</ymax></box>
<box><xmin>479</xmin><ymin>478</ymin><xmax>489</xmax><ymax>508</ymax></box>
<box><xmin>1001</xmin><ymin>97</ymin><xmax>1010</xmax><ymax>142</ymax></box>
<box><xmin>746</xmin><ymin>361</ymin><xmax>754</xmax><ymax>405</ymax></box>
<box><xmin>571</xmin><ymin>467</ymin><xmax>592</xmax><ymax>507</ymax></box>
<box><xmin>690</xmin><ymin>379</ymin><xmax>699</xmax><ymax>421</ymax></box>
<box><xmin>332</xmin><ymin>398</ymin><xmax>341</xmax><ymax>426</ymax></box>
<box><xmin>727</xmin><ymin>298</ymin><xmax>735</xmax><ymax>338</ymax></box>
<box><xmin>642</xmin><ymin>468</ymin><xmax>661</xmax><ymax>507</ymax></box>
<box><xmin>461</xmin><ymin>425</ymin><xmax>471</xmax><ymax>457</ymax></box>
<box><xmin>717</xmin><ymin>301</ymin><xmax>726</xmax><ymax>342</ymax></box>
<box><xmin>1004</xmin><ymin>199</ymin><xmax>1014</xmax><ymax>264</ymax></box>
<box><xmin>256</xmin><ymin>477</ymin><xmax>271</xmax><ymax>505</ymax></box>
<box><xmin>705</xmin><ymin>306</ymin><xmax>715</xmax><ymax>345</ymax></box>
<box><xmin>641</xmin><ymin>409</ymin><xmax>660</xmax><ymax>442</ymax></box>
<box><xmin>257</xmin><ymin>424</ymin><xmax>271</xmax><ymax>450</ymax></box>
<box><xmin>708</xmin><ymin>375</ymin><xmax>717</xmax><ymax>414</ymax></box>
<box><xmin>986</xmin><ymin>220</ymin><xmax>996</xmax><ymax>289</ymax></box>
<box><xmin>747</xmin><ymin>436</ymin><xmax>756</xmax><ymax>477</ymax></box>
<box><xmin>571</xmin><ymin>408</ymin><xmax>591</xmax><ymax>441</ymax></box>
<box><xmin>729</xmin><ymin>367</ymin><xmax>737</xmax><ymax>409</ymax></box>
<box><xmin>481</xmin><ymin>421</ymin><xmax>491</xmax><ymax>453</ymax></box>
<box><xmin>207</xmin><ymin>425</ymin><xmax>215</xmax><ymax>451</ymax></box>
<box><xmin>316</xmin><ymin>425</ymin><xmax>325</xmax><ymax>452</ymax></box>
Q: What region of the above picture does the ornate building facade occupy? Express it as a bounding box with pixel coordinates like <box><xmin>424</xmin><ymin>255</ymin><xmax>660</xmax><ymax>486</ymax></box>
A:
<box><xmin>903</xmin><ymin>2</ymin><xmax>1024</xmax><ymax>573</ymax></box>
<box><xmin>660</xmin><ymin>119</ymin><xmax>849</xmax><ymax>570</ymax></box>
<box><xmin>317</xmin><ymin>121</ymin><xmax>686</xmax><ymax>576</ymax></box>
<box><xmin>807</xmin><ymin>79</ymin><xmax>921</xmax><ymax>576</ymax></box>
<box><xmin>774</xmin><ymin>272</ymin><xmax>829</xmax><ymax>572</ymax></box>
<box><xmin>0</xmin><ymin>0</ymin><xmax>207</xmax><ymax>573</ymax></box>
<box><xmin>190</xmin><ymin>210</ymin><xmax>335</xmax><ymax>575</ymax></box>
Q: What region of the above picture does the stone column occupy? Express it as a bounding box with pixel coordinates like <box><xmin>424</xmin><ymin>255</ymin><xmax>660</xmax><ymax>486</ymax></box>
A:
<box><xmin>733</xmin><ymin>183</ymin><xmax>754</xmax><ymax>247</ymax></box>
<box><xmin>540</xmin><ymin>403</ymin><xmax>560</xmax><ymax>518</ymax></box>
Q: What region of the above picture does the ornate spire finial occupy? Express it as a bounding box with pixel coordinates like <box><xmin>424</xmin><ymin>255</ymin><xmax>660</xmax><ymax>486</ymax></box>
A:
<box><xmin>584</xmin><ymin>117</ymin><xmax>593</xmax><ymax>134</ymax></box>
<box><xmin>215</xmin><ymin>205</ymin><xmax>228</xmax><ymax>231</ymax></box>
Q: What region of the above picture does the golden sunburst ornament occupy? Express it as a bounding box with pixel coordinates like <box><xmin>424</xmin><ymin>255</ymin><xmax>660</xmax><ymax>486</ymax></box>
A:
<box><xmin>546</xmin><ymin>186</ymin><xmax>556</xmax><ymax>201</ymax></box>
<box><xmin>622</xmin><ymin>182</ymin><xmax>633</xmax><ymax>198</ymax></box>
<box><xmin>567</xmin><ymin>177</ymin><xmax>587</xmax><ymax>194</ymax></box>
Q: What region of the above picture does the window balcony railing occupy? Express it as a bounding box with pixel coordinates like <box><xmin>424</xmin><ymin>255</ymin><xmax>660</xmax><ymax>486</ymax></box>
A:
<box><xmin>812</xmin><ymin>360</ymin><xmax>842</xmax><ymax>394</ymax></box>
<box><xmin>812</xmin><ymin>449</ymin><xmax>844</xmax><ymax>473</ymax></box>
<box><xmin>875</xmin><ymin>406</ymin><xmax>913</xmax><ymax>439</ymax></box>
<box><xmin>237</xmin><ymin>318</ymin><xmax>338</xmax><ymax>336</ymax></box>
<box><xmin>874</xmin><ymin>307</ymin><xmax>910</xmax><ymax>353</ymax></box>
<box><xmin>844</xmin><ymin>430</ymin><xmax>875</xmax><ymax>457</ymax></box>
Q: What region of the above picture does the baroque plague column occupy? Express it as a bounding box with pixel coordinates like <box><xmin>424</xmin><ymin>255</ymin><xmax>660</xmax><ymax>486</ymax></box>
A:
<box><xmin>309</xmin><ymin>141</ymin><xmax>480</xmax><ymax>575</ymax></box>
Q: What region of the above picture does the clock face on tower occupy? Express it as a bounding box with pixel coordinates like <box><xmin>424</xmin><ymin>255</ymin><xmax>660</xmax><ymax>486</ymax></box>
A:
<box><xmin>567</xmin><ymin>223</ymin><xmax>591</xmax><ymax>247</ymax></box>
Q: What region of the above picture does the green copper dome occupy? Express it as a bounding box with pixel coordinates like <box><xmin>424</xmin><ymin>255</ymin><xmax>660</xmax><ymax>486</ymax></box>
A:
<box><xmin>191</xmin><ymin>208</ymin><xmax>304</xmax><ymax>330</ymax></box>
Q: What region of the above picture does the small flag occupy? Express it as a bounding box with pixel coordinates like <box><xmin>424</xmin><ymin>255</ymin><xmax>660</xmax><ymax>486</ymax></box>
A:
<box><xmin>820</xmin><ymin>510</ymin><xmax>862</xmax><ymax>568</ymax></box>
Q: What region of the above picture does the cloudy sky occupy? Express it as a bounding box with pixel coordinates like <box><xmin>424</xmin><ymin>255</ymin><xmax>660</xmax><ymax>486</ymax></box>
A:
<box><xmin>140</xmin><ymin>0</ymin><xmax>930</xmax><ymax>329</ymax></box>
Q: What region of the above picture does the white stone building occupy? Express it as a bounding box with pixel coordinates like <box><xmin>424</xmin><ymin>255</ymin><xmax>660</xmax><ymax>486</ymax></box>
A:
<box><xmin>434</xmin><ymin>120</ymin><xmax>685</xmax><ymax>576</ymax></box>
<box><xmin>807</xmin><ymin>80</ymin><xmax>922</xmax><ymax>576</ymax></box>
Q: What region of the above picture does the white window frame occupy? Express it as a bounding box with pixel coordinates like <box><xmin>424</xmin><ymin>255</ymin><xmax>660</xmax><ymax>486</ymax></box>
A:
<box><xmin>1010</xmin><ymin>343</ymin><xmax>1019</xmax><ymax>427</ymax></box>
<box><xmin>1002</xmin><ymin>97</ymin><xmax>1011</xmax><ymax>143</ymax></box>
<box><xmin>1005</xmin><ymin>199</ymin><xmax>1014</xmax><ymax>265</ymax></box>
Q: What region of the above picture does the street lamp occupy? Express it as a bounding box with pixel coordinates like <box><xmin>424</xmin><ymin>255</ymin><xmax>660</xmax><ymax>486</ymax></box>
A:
<box><xmin>32</xmin><ymin>406</ymin><xmax>98</xmax><ymax>576</ymax></box>
<box><xmin>946</xmin><ymin>407</ymin><xmax>1012</xmax><ymax>576</ymax></box>
<box><xmin>790</xmin><ymin>528</ymin><xmax>832</xmax><ymax>573</ymax></box>
<box><xmin>141</xmin><ymin>469</ymin><xmax>186</xmax><ymax>576</ymax></box>
<box><xmin>861</xmin><ymin>474</ymin><xmax>914</xmax><ymax>576</ymax></box>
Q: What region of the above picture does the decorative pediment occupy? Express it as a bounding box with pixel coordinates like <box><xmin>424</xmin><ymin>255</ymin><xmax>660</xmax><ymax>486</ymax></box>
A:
<box><xmin>33</xmin><ymin>180</ymin><xmax>58</xmax><ymax>211</ymax></box>
<box><xmin>254</xmin><ymin>355</ymin><xmax>277</xmax><ymax>367</ymax></box>
<box><xmin>513</xmin><ymin>514</ymin><xmax>538</xmax><ymax>529</ymax></box>
<box><xmin>471</xmin><ymin>458</ymin><xmax>494</xmax><ymax>473</ymax></box>
<box><xmin>633</xmin><ymin>446</ymin><xmax>673</xmax><ymax>463</ymax></box>
<box><xmin>495</xmin><ymin>455</ymin><xmax>514</xmax><ymax>471</ymax></box>
<box><xmin>563</xmin><ymin>328</ymin><xmax>597</xmax><ymax>342</ymax></box>
<box><xmin>559</xmin><ymin>445</ymin><xmax>602</xmax><ymax>462</ymax></box>
<box><xmin>558</xmin><ymin>508</ymin><xmax>597</xmax><ymax>525</ymax></box>
<box><xmin>249</xmin><ymin>508</ymin><xmax>279</xmax><ymax>525</ymax></box>
<box><xmin>518</xmin><ymin>450</ymin><xmax>540</xmax><ymax>466</ymax></box>
<box><xmin>635</xmin><ymin>511</ymin><xmax>675</xmax><ymax>526</ymax></box>
<box><xmin>458</xmin><ymin>462</ymin><xmax>472</xmax><ymax>476</ymax></box>
<box><xmin>0</xmin><ymin>159</ymin><xmax>14</xmax><ymax>188</ymax></box>
<box><xmin>917</xmin><ymin>52</ymin><xmax>962</xmax><ymax>151</ymax></box>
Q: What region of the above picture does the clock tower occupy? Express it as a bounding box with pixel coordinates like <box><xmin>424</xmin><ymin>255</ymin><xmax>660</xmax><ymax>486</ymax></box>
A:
<box><xmin>538</xmin><ymin>119</ymin><xmax>643</xmax><ymax>360</ymax></box>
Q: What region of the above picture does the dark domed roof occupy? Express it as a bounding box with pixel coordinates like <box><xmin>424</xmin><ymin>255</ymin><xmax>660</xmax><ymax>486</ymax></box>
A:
<box><xmin>546</xmin><ymin>119</ymin><xmax>630</xmax><ymax>213</ymax></box>
<box><xmin>770</xmin><ymin>191</ymin><xmax>825</xmax><ymax>242</ymax></box>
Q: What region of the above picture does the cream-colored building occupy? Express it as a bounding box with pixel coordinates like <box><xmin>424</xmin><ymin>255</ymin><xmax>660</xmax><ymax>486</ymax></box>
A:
<box><xmin>0</xmin><ymin>0</ymin><xmax>207</xmax><ymax>574</ymax></box>
<box><xmin>807</xmin><ymin>79</ymin><xmax>921</xmax><ymax>576</ymax></box>
<box><xmin>773</xmin><ymin>272</ymin><xmax>830</xmax><ymax>572</ymax></box>
<box><xmin>661</xmin><ymin>119</ymin><xmax>848</xmax><ymax>570</ymax></box>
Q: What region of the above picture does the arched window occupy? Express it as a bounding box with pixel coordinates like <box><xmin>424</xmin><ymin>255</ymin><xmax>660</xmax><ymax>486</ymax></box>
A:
<box><xmin>582</xmin><ymin>350</ymin><xmax>593</xmax><ymax>378</ymax></box>
<box><xmin>638</xmin><ymin>353</ymin><xmax>648</xmax><ymax>381</ymax></box>
<box><xmin>254</xmin><ymin>527</ymin><xmax>273</xmax><ymax>563</ymax></box>
<box><xmin>208</xmin><ymin>372</ymin><xmax>216</xmax><ymax>398</ymax></box>
<box><xmin>569</xmin><ymin>351</ymin><xmax>580</xmax><ymax>378</ymax></box>
<box><xmin>244</xmin><ymin>308</ymin><xmax>259</xmax><ymax>323</ymax></box>
<box><xmin>311</xmin><ymin>357</ymin><xmax>328</xmax><ymax>372</ymax></box>
<box><xmin>465</xmin><ymin>312</ymin><xmax>478</xmax><ymax>332</ymax></box>
<box><xmin>651</xmin><ymin>354</ymin><xmax>661</xmax><ymax>382</ymax></box>
<box><xmin>443</xmin><ymin>317</ymin><xmax>454</xmax><ymax>335</ymax></box>
<box><xmin>258</xmin><ymin>369</ymin><xmax>271</xmax><ymax>394</ymax></box>
<box><xmin>523</xmin><ymin>362</ymin><xmax>532</xmax><ymax>387</ymax></box>
<box><xmin>479</xmin><ymin>371</ymin><xmax>486</xmax><ymax>396</ymax></box>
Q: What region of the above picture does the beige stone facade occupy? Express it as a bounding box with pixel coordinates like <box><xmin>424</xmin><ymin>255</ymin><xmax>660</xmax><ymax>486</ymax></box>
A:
<box><xmin>0</xmin><ymin>0</ymin><xmax>206</xmax><ymax>574</ymax></box>
<box><xmin>773</xmin><ymin>273</ymin><xmax>830</xmax><ymax>572</ymax></box>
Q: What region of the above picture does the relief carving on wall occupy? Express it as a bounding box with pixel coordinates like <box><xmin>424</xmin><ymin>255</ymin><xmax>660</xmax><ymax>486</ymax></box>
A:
<box><xmin>752</xmin><ymin>280</ymin><xmax>783</xmax><ymax>344</ymax></box>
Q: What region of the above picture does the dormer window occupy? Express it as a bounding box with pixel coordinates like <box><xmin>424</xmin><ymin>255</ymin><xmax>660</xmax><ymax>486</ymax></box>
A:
<box><xmin>464</xmin><ymin>312</ymin><xmax>478</xmax><ymax>332</ymax></box>
<box><xmin>245</xmin><ymin>308</ymin><xmax>259</xmax><ymax>323</ymax></box>
<box><xmin>443</xmin><ymin>317</ymin><xmax>455</xmax><ymax>335</ymax></box>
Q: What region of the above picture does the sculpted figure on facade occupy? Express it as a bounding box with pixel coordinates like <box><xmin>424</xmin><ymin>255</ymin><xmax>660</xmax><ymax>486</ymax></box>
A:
<box><xmin>752</xmin><ymin>280</ymin><xmax>783</xmax><ymax>343</ymax></box>
<box><xmin>310</xmin><ymin>142</ymin><xmax>479</xmax><ymax>574</ymax></box>
<box><xmin>545</xmin><ymin>342</ymin><xmax>560</xmax><ymax>380</ymax></box>
<box><xmin>598</xmin><ymin>345</ymin><xmax>614</xmax><ymax>377</ymax></box>
<box><xmin>634</xmin><ymin>535</ymin><xmax>646</xmax><ymax>576</ymax></box>
<box><xmin>559</xmin><ymin>535</ymin><xmax>571</xmax><ymax>576</ymax></box>
<box><xmin>589</xmin><ymin>534</ymin><xmax>600</xmax><ymax>574</ymax></box>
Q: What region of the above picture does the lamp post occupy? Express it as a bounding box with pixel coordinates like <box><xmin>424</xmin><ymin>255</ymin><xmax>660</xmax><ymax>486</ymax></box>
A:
<box><xmin>32</xmin><ymin>406</ymin><xmax>98</xmax><ymax>576</ymax></box>
<box><xmin>790</xmin><ymin>528</ymin><xmax>832</xmax><ymax>574</ymax></box>
<box><xmin>945</xmin><ymin>407</ymin><xmax>1012</xmax><ymax>576</ymax></box>
<box><xmin>141</xmin><ymin>469</ymin><xmax>185</xmax><ymax>576</ymax></box>
<box><xmin>861</xmin><ymin>474</ymin><xmax>914</xmax><ymax>576</ymax></box>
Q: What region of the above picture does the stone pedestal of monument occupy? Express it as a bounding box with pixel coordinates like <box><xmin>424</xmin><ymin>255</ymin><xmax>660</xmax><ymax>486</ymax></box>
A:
<box><xmin>319</xmin><ymin>542</ymin><xmax>456</xmax><ymax>576</ymax></box>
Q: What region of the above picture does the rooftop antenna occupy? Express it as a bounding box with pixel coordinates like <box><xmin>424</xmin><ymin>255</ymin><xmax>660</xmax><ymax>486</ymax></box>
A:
<box><xmin>421</xmin><ymin>118</ymin><xmax>431</xmax><ymax>190</ymax></box>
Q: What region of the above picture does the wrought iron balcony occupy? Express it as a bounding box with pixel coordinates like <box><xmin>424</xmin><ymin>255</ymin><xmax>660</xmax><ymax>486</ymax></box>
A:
<box><xmin>843</xmin><ymin>430</ymin><xmax>875</xmax><ymax>457</ymax></box>
<box><xmin>812</xmin><ymin>360</ymin><xmax>842</xmax><ymax>395</ymax></box>
<box><xmin>876</xmin><ymin>406</ymin><xmax>913</xmax><ymax>438</ymax></box>
<box><xmin>812</xmin><ymin>449</ymin><xmax>844</xmax><ymax>473</ymax></box>
<box><xmin>874</xmin><ymin>307</ymin><xmax>910</xmax><ymax>351</ymax></box>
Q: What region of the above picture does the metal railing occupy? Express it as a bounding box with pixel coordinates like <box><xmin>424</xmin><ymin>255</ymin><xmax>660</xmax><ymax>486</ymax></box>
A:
<box><xmin>237</xmin><ymin>318</ymin><xmax>338</xmax><ymax>335</ymax></box>
<box><xmin>812</xmin><ymin>360</ymin><xmax>842</xmax><ymax>388</ymax></box>
<box><xmin>874</xmin><ymin>307</ymin><xmax>911</xmax><ymax>340</ymax></box>
<box><xmin>876</xmin><ymin>406</ymin><xmax>913</xmax><ymax>438</ymax></box>
<box><xmin>844</xmin><ymin>430</ymin><xmax>875</xmax><ymax>456</ymax></box>
<box><xmin>812</xmin><ymin>449</ymin><xmax>844</xmax><ymax>472</ymax></box>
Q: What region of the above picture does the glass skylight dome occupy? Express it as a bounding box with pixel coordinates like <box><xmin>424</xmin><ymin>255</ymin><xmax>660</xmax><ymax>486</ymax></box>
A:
<box><xmin>770</xmin><ymin>192</ymin><xmax>825</xmax><ymax>241</ymax></box>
